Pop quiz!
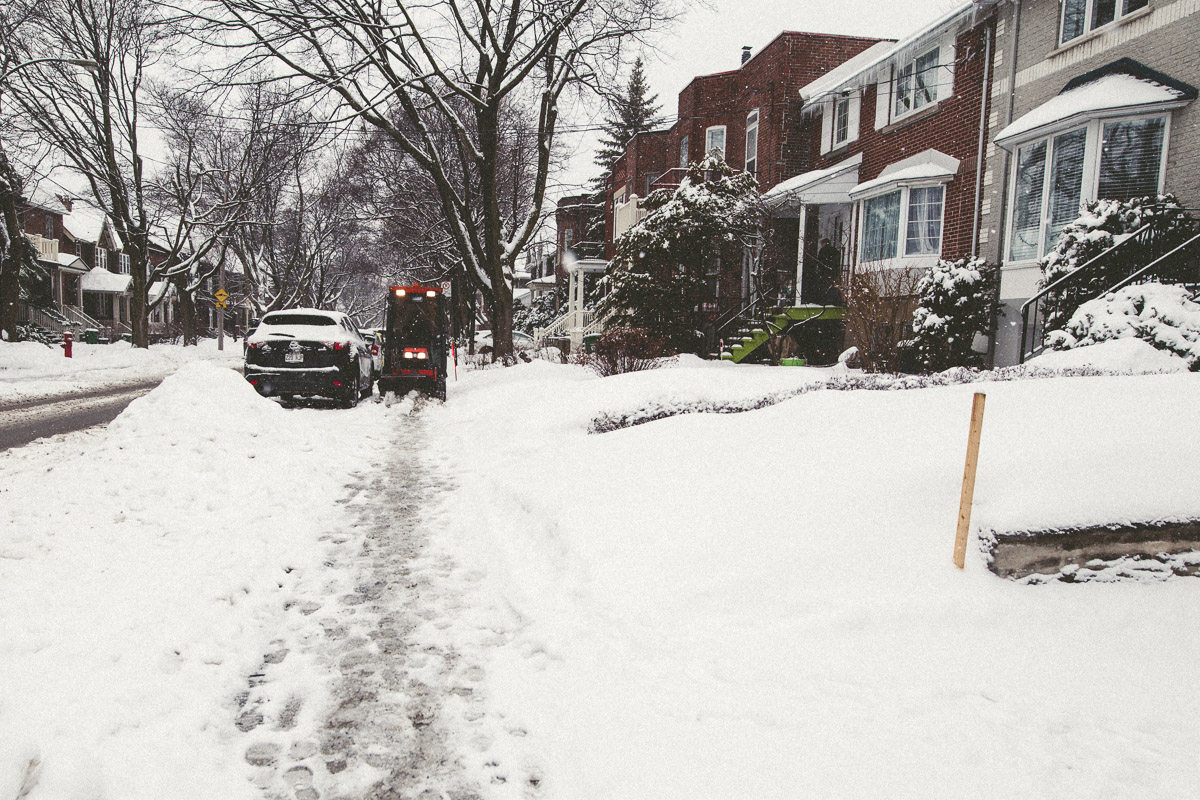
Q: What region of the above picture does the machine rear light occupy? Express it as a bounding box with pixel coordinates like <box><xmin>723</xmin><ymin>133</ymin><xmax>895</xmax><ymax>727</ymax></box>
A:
<box><xmin>394</xmin><ymin>288</ymin><xmax>407</xmax><ymax>297</ymax></box>
<box><xmin>426</xmin><ymin>290</ymin><xmax>436</xmax><ymax>297</ymax></box>
<box><xmin>403</xmin><ymin>347</ymin><xmax>429</xmax><ymax>360</ymax></box>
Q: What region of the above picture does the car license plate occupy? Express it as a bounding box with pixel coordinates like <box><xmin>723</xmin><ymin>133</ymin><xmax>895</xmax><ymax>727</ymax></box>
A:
<box><xmin>284</xmin><ymin>352</ymin><xmax>303</xmax><ymax>363</ymax></box>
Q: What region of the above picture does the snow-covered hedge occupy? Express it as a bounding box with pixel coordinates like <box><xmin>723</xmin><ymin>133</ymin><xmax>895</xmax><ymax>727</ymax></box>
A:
<box><xmin>1047</xmin><ymin>283</ymin><xmax>1200</xmax><ymax>369</ymax></box>
<box><xmin>906</xmin><ymin>257</ymin><xmax>1001</xmax><ymax>372</ymax></box>
<box><xmin>1037</xmin><ymin>195</ymin><xmax>1193</xmax><ymax>333</ymax></box>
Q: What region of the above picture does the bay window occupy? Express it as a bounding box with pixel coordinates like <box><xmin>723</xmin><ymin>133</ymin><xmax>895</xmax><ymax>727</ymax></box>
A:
<box><xmin>861</xmin><ymin>184</ymin><xmax>945</xmax><ymax>263</ymax></box>
<box><xmin>1061</xmin><ymin>0</ymin><xmax>1149</xmax><ymax>45</ymax></box>
<box><xmin>1006</xmin><ymin>115</ymin><xmax>1167</xmax><ymax>261</ymax></box>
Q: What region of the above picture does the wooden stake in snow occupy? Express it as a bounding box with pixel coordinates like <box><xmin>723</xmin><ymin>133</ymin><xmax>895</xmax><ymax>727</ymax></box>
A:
<box><xmin>954</xmin><ymin>393</ymin><xmax>987</xmax><ymax>569</ymax></box>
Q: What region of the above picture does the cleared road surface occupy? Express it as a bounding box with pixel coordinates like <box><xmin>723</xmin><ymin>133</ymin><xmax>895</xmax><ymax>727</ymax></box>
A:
<box><xmin>0</xmin><ymin>380</ymin><xmax>163</xmax><ymax>451</ymax></box>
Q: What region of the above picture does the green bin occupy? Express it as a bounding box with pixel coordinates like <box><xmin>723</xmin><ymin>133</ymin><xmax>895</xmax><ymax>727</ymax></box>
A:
<box><xmin>582</xmin><ymin>333</ymin><xmax>602</xmax><ymax>353</ymax></box>
<box><xmin>780</xmin><ymin>357</ymin><xmax>806</xmax><ymax>366</ymax></box>
<box><xmin>83</xmin><ymin>328</ymin><xmax>99</xmax><ymax>345</ymax></box>
<box><xmin>121</xmin><ymin>333</ymin><xmax>132</xmax><ymax>343</ymax></box>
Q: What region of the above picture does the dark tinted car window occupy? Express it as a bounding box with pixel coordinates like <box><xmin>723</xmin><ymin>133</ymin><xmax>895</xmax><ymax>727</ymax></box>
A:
<box><xmin>263</xmin><ymin>313</ymin><xmax>338</xmax><ymax>326</ymax></box>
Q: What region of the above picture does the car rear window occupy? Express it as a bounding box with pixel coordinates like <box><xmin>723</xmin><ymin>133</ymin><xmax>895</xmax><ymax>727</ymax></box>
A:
<box><xmin>262</xmin><ymin>314</ymin><xmax>337</xmax><ymax>327</ymax></box>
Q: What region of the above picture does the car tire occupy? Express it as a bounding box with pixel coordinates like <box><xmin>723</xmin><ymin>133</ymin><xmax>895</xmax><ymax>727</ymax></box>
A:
<box><xmin>341</xmin><ymin>368</ymin><xmax>360</xmax><ymax>409</ymax></box>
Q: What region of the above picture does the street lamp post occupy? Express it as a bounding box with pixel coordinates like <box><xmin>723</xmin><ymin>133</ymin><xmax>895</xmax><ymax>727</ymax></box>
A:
<box><xmin>0</xmin><ymin>57</ymin><xmax>98</xmax><ymax>342</ymax></box>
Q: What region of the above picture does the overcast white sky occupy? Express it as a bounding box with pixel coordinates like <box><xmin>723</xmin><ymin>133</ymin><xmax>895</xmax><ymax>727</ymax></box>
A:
<box><xmin>551</xmin><ymin>0</ymin><xmax>968</xmax><ymax>194</ymax></box>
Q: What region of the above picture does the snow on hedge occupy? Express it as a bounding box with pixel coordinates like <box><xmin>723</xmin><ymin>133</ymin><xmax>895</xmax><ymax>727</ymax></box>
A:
<box><xmin>1048</xmin><ymin>283</ymin><xmax>1200</xmax><ymax>369</ymax></box>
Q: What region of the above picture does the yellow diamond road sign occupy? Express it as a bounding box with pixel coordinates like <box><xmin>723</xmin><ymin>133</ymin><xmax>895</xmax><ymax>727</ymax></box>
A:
<box><xmin>214</xmin><ymin>288</ymin><xmax>230</xmax><ymax>302</ymax></box>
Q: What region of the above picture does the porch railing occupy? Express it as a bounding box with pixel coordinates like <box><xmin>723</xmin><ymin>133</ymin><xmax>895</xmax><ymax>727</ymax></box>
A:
<box><xmin>1018</xmin><ymin>209</ymin><xmax>1200</xmax><ymax>363</ymax></box>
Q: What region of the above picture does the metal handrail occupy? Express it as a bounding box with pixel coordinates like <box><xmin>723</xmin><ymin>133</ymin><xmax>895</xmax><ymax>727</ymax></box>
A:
<box><xmin>1018</xmin><ymin>211</ymin><xmax>1199</xmax><ymax>363</ymax></box>
<box><xmin>1106</xmin><ymin>231</ymin><xmax>1200</xmax><ymax>294</ymax></box>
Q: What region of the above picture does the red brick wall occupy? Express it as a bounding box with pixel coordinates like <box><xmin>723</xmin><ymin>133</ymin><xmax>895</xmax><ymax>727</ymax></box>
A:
<box><xmin>801</xmin><ymin>24</ymin><xmax>993</xmax><ymax>263</ymax></box>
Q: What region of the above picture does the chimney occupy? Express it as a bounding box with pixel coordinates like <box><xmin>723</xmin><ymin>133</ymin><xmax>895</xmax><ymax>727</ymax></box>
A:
<box><xmin>59</xmin><ymin>195</ymin><xmax>73</xmax><ymax>213</ymax></box>
<box><xmin>741</xmin><ymin>46</ymin><xmax>752</xmax><ymax>66</ymax></box>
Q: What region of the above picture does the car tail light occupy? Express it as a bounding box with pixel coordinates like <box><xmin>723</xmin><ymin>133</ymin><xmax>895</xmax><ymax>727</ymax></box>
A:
<box><xmin>371</xmin><ymin>344</ymin><xmax>379</xmax><ymax>356</ymax></box>
<box><xmin>333</xmin><ymin>380</ymin><xmax>343</xmax><ymax>387</ymax></box>
<box><xmin>323</xmin><ymin>341</ymin><xmax>347</xmax><ymax>350</ymax></box>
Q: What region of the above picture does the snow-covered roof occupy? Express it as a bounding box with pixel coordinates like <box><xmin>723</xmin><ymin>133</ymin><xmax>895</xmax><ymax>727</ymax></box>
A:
<box><xmin>763</xmin><ymin>154</ymin><xmax>863</xmax><ymax>211</ymax></box>
<box><xmin>150</xmin><ymin>281</ymin><xmax>173</xmax><ymax>303</ymax></box>
<box><xmin>849</xmin><ymin>150</ymin><xmax>960</xmax><ymax>199</ymax></box>
<box><xmin>25</xmin><ymin>188</ymin><xmax>69</xmax><ymax>216</ymax></box>
<box><xmin>80</xmin><ymin>267</ymin><xmax>132</xmax><ymax>294</ymax></box>
<box><xmin>995</xmin><ymin>62</ymin><xmax>1197</xmax><ymax>148</ymax></box>
<box><xmin>529</xmin><ymin>274</ymin><xmax>558</xmax><ymax>287</ymax></box>
<box><xmin>799</xmin><ymin>2</ymin><xmax>975</xmax><ymax>105</ymax></box>
<box><xmin>63</xmin><ymin>204</ymin><xmax>107</xmax><ymax>244</ymax></box>
<box><xmin>39</xmin><ymin>252</ymin><xmax>88</xmax><ymax>272</ymax></box>
<box><xmin>798</xmin><ymin>42</ymin><xmax>898</xmax><ymax>104</ymax></box>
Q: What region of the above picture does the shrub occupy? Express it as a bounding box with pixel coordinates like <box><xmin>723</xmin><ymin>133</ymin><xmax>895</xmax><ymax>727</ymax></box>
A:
<box><xmin>577</xmin><ymin>326</ymin><xmax>673</xmax><ymax>376</ymax></box>
<box><xmin>905</xmin><ymin>257</ymin><xmax>1002</xmax><ymax>373</ymax></box>
<box><xmin>1047</xmin><ymin>283</ymin><xmax>1200</xmax><ymax>369</ymax></box>
<box><xmin>842</xmin><ymin>267</ymin><xmax>923</xmax><ymax>373</ymax></box>
<box><xmin>1037</xmin><ymin>195</ymin><xmax>1193</xmax><ymax>333</ymax></box>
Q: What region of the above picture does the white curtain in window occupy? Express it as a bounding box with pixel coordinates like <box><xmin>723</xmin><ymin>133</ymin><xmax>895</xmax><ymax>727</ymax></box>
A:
<box><xmin>863</xmin><ymin>191</ymin><xmax>901</xmax><ymax>262</ymax></box>
<box><xmin>905</xmin><ymin>186</ymin><xmax>944</xmax><ymax>255</ymax></box>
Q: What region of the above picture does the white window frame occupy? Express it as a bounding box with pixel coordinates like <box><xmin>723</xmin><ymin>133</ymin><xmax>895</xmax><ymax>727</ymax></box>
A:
<box><xmin>1059</xmin><ymin>0</ymin><xmax>1150</xmax><ymax>46</ymax></box>
<box><xmin>875</xmin><ymin>33</ymin><xmax>956</xmax><ymax>129</ymax></box>
<box><xmin>705</xmin><ymin>125</ymin><xmax>727</xmax><ymax>158</ymax></box>
<box><xmin>95</xmin><ymin>247</ymin><xmax>107</xmax><ymax>271</ymax></box>
<box><xmin>118</xmin><ymin>253</ymin><xmax>130</xmax><ymax>274</ymax></box>
<box><xmin>857</xmin><ymin>183</ymin><xmax>947</xmax><ymax>266</ymax></box>
<box><xmin>893</xmin><ymin>45</ymin><xmax>942</xmax><ymax>121</ymax></box>
<box><xmin>1004</xmin><ymin>113</ymin><xmax>1170</xmax><ymax>263</ymax></box>
<box><xmin>745</xmin><ymin>109</ymin><xmax>759</xmax><ymax>176</ymax></box>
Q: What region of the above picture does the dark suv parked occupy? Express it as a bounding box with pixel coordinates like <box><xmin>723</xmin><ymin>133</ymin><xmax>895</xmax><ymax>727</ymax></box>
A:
<box><xmin>244</xmin><ymin>309</ymin><xmax>374</xmax><ymax>407</ymax></box>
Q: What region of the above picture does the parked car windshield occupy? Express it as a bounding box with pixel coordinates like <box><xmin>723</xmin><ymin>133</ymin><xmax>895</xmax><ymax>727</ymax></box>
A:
<box><xmin>263</xmin><ymin>313</ymin><xmax>338</xmax><ymax>327</ymax></box>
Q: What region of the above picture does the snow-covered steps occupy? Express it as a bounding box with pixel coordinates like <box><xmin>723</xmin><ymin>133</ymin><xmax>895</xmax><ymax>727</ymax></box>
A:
<box><xmin>723</xmin><ymin>305</ymin><xmax>845</xmax><ymax>363</ymax></box>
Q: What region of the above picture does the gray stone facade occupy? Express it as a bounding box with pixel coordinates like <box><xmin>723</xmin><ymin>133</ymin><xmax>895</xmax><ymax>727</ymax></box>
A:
<box><xmin>979</xmin><ymin>0</ymin><xmax>1200</xmax><ymax>365</ymax></box>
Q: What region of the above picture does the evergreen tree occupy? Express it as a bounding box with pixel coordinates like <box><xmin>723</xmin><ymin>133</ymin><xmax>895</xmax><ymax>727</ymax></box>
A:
<box><xmin>598</xmin><ymin>156</ymin><xmax>764</xmax><ymax>353</ymax></box>
<box><xmin>905</xmin><ymin>257</ymin><xmax>1002</xmax><ymax>372</ymax></box>
<box><xmin>593</xmin><ymin>57</ymin><xmax>662</xmax><ymax>176</ymax></box>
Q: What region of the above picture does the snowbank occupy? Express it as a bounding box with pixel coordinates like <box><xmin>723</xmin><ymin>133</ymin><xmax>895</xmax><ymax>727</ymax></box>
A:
<box><xmin>0</xmin><ymin>362</ymin><xmax>387</xmax><ymax>799</ymax></box>
<box><xmin>421</xmin><ymin>359</ymin><xmax>1200</xmax><ymax>799</ymax></box>
<box><xmin>0</xmin><ymin>338</ymin><xmax>243</xmax><ymax>403</ymax></box>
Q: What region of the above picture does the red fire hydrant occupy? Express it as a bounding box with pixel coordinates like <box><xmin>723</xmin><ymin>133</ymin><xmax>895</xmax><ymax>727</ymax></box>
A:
<box><xmin>61</xmin><ymin>331</ymin><xmax>73</xmax><ymax>358</ymax></box>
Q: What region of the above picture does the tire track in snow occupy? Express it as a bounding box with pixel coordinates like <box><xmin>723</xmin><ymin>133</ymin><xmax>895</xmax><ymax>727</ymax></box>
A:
<box><xmin>236</xmin><ymin>396</ymin><xmax>532</xmax><ymax>800</ymax></box>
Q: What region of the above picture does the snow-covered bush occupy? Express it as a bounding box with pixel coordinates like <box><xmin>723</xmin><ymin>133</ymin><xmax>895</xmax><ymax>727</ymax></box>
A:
<box><xmin>906</xmin><ymin>257</ymin><xmax>1001</xmax><ymax>372</ymax></box>
<box><xmin>599</xmin><ymin>155</ymin><xmax>764</xmax><ymax>353</ymax></box>
<box><xmin>1047</xmin><ymin>283</ymin><xmax>1200</xmax><ymax>369</ymax></box>
<box><xmin>1038</xmin><ymin>195</ymin><xmax>1193</xmax><ymax>332</ymax></box>
<box><xmin>574</xmin><ymin>326</ymin><xmax>673</xmax><ymax>376</ymax></box>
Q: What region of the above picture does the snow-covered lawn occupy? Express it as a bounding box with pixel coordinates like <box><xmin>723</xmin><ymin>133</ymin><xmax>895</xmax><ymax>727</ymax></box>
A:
<box><xmin>2</xmin><ymin>340</ymin><xmax>1199</xmax><ymax>799</ymax></box>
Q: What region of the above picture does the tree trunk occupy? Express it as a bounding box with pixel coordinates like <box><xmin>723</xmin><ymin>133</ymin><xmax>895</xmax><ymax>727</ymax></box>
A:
<box><xmin>0</xmin><ymin>149</ymin><xmax>27</xmax><ymax>343</ymax></box>
<box><xmin>175</xmin><ymin>274</ymin><xmax>197</xmax><ymax>345</ymax></box>
<box><xmin>129</xmin><ymin>241</ymin><xmax>149</xmax><ymax>348</ymax></box>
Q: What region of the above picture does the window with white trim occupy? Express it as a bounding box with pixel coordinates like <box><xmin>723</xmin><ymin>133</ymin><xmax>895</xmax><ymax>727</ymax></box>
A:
<box><xmin>1060</xmin><ymin>0</ymin><xmax>1149</xmax><ymax>45</ymax></box>
<box><xmin>834</xmin><ymin>97</ymin><xmax>851</xmax><ymax>146</ymax></box>
<box><xmin>894</xmin><ymin>46</ymin><xmax>941</xmax><ymax>120</ymax></box>
<box><xmin>95</xmin><ymin>247</ymin><xmax>107</xmax><ymax>271</ymax></box>
<box><xmin>119</xmin><ymin>253</ymin><xmax>130</xmax><ymax>274</ymax></box>
<box><xmin>860</xmin><ymin>184</ymin><xmax>946</xmax><ymax>263</ymax></box>
<box><xmin>745</xmin><ymin>109</ymin><xmax>759</xmax><ymax>176</ymax></box>
<box><xmin>705</xmin><ymin>125</ymin><xmax>726</xmax><ymax>158</ymax></box>
<box><xmin>679</xmin><ymin>135</ymin><xmax>689</xmax><ymax>168</ymax></box>
<box><xmin>1007</xmin><ymin>115</ymin><xmax>1167</xmax><ymax>261</ymax></box>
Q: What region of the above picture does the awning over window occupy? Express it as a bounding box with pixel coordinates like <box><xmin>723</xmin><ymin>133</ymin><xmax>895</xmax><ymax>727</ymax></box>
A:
<box><xmin>848</xmin><ymin>149</ymin><xmax>960</xmax><ymax>199</ymax></box>
<box><xmin>995</xmin><ymin>59</ymin><xmax>1197</xmax><ymax>149</ymax></box>
<box><xmin>80</xmin><ymin>267</ymin><xmax>132</xmax><ymax>294</ymax></box>
<box><xmin>763</xmin><ymin>153</ymin><xmax>862</xmax><ymax>216</ymax></box>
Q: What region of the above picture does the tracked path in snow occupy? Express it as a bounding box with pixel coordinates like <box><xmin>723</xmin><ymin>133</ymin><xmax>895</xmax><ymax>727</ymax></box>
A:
<box><xmin>234</xmin><ymin>396</ymin><xmax>527</xmax><ymax>800</ymax></box>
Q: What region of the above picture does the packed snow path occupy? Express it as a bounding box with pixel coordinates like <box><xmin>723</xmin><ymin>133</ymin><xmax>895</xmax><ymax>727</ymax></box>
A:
<box><xmin>236</xmin><ymin>395</ymin><xmax>534</xmax><ymax>800</ymax></box>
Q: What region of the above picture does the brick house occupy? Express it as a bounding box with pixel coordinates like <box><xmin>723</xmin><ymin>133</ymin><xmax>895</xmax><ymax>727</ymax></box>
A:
<box><xmin>603</xmin><ymin>31</ymin><xmax>889</xmax><ymax>314</ymax></box>
<box><xmin>17</xmin><ymin>192</ymin><xmax>89</xmax><ymax>330</ymax></box>
<box><xmin>977</xmin><ymin>0</ymin><xmax>1200</xmax><ymax>365</ymax></box>
<box><xmin>765</xmin><ymin>3</ymin><xmax>996</xmax><ymax>316</ymax></box>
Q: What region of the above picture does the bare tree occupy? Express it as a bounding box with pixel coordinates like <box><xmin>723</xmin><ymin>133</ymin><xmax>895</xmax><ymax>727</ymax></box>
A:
<box><xmin>2</xmin><ymin>0</ymin><xmax>186</xmax><ymax>348</ymax></box>
<box><xmin>201</xmin><ymin>0</ymin><xmax>672</xmax><ymax>359</ymax></box>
